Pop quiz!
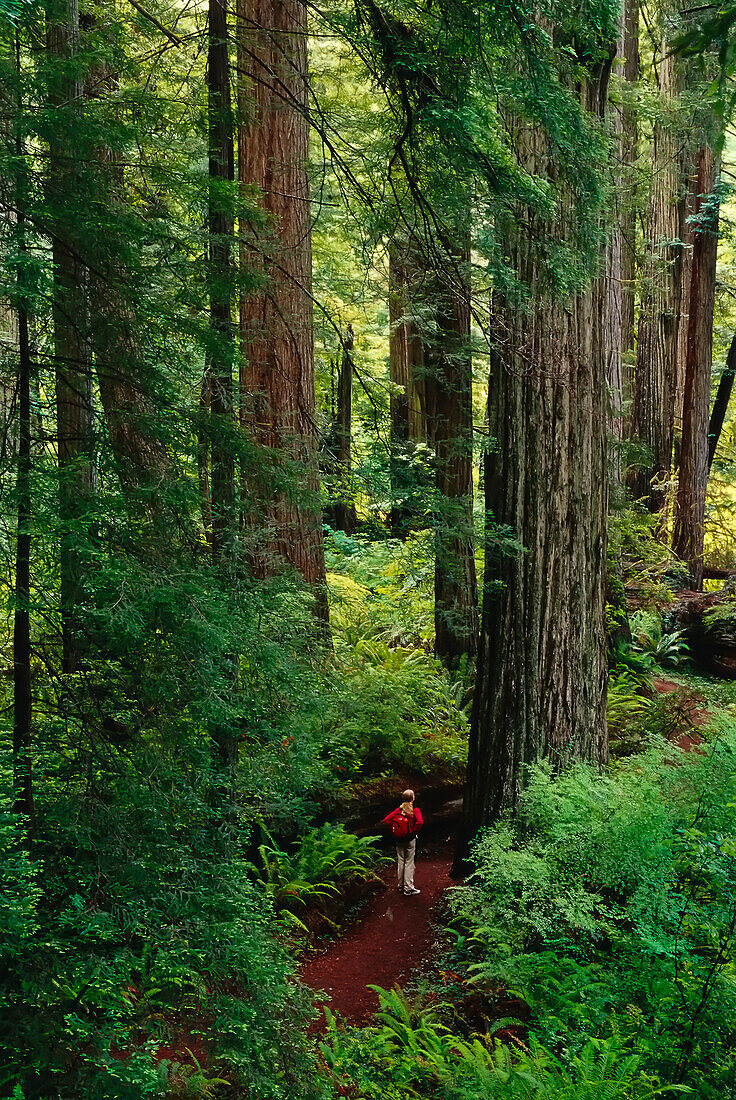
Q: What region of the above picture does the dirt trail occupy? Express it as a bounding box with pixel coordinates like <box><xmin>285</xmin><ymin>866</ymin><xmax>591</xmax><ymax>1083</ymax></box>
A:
<box><xmin>301</xmin><ymin>854</ymin><xmax>453</xmax><ymax>1027</ymax></box>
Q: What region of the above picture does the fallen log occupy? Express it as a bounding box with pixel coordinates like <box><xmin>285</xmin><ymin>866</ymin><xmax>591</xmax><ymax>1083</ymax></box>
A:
<box><xmin>668</xmin><ymin>586</ymin><xmax>736</xmax><ymax>678</ymax></box>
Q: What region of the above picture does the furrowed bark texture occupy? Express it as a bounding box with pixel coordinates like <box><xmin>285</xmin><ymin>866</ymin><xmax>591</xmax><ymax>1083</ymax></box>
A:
<box><xmin>673</xmin><ymin>146</ymin><xmax>719</xmax><ymax>590</ymax></box>
<box><xmin>462</xmin><ymin>87</ymin><xmax>609</xmax><ymax>843</ymax></box>
<box><xmin>237</xmin><ymin>0</ymin><xmax>327</xmax><ymax>600</ymax></box>
<box><xmin>630</xmin><ymin>44</ymin><xmax>686</xmax><ymax>513</ymax></box>
<box><xmin>48</xmin><ymin>0</ymin><xmax>95</xmax><ymax>672</ymax></box>
<box><xmin>674</xmin><ymin>179</ymin><xmax>695</xmax><ymax>459</ymax></box>
<box><xmin>426</xmin><ymin>241</ymin><xmax>478</xmax><ymax>668</ymax></box>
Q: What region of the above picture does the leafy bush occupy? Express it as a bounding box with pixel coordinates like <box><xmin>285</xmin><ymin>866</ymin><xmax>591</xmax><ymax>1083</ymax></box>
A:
<box><xmin>449</xmin><ymin>734</ymin><xmax>736</xmax><ymax>1097</ymax></box>
<box><xmin>322</xmin><ymin>987</ymin><xmax>679</xmax><ymax>1099</ymax></box>
<box><xmin>250</xmin><ymin>823</ymin><xmax>384</xmax><ymax>926</ymax></box>
<box><xmin>607</xmin><ymin>671</ymin><xmax>651</xmax><ymax>736</ymax></box>
<box><xmin>703</xmin><ymin>597</ymin><xmax>736</xmax><ymax>628</ymax></box>
<box><xmin>630</xmin><ymin>611</ymin><xmax>690</xmax><ymax>668</ymax></box>
<box><xmin>0</xmin><ymin>746</ymin><xmax>325</xmax><ymax>1100</ymax></box>
<box><xmin>325</xmin><ymin>531</ymin><xmax>435</xmax><ymax>650</ymax></box>
<box><xmin>319</xmin><ymin>649</ymin><xmax>469</xmax><ymax>776</ymax></box>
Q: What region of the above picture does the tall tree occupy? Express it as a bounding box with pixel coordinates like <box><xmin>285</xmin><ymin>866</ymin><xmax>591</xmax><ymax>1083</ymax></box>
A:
<box><xmin>459</xmin><ymin>62</ymin><xmax>613</xmax><ymax>854</ymax></box>
<box><xmin>672</xmin><ymin>145</ymin><xmax>719</xmax><ymax>588</ymax></box>
<box><xmin>324</xmin><ymin>326</ymin><xmax>358</xmax><ymax>533</ymax></box>
<box><xmin>237</xmin><ymin>0</ymin><xmax>328</xmax><ymax>617</ymax></box>
<box><xmin>707</xmin><ymin>335</ymin><xmax>736</xmax><ymax>470</ymax></box>
<box><xmin>11</xmin><ymin>71</ymin><xmax>33</xmax><ymax>822</ymax></box>
<box><xmin>47</xmin><ymin>0</ymin><xmax>94</xmax><ymax>672</ymax></box>
<box><xmin>426</xmin><ymin>238</ymin><xmax>478</xmax><ymax>667</ymax></box>
<box><xmin>388</xmin><ymin>239</ymin><xmax>429</xmax><ymax>536</ymax></box>
<box><xmin>629</xmin><ymin>28</ymin><xmax>688</xmax><ymax>514</ymax></box>
<box><xmin>208</xmin><ymin>0</ymin><xmax>237</xmax><ymax>771</ymax></box>
<box><xmin>621</xmin><ymin>0</ymin><xmax>639</xmax><ymax>360</ymax></box>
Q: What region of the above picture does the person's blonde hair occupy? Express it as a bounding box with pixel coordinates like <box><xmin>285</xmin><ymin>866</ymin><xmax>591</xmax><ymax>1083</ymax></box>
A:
<box><xmin>400</xmin><ymin>789</ymin><xmax>415</xmax><ymax>813</ymax></box>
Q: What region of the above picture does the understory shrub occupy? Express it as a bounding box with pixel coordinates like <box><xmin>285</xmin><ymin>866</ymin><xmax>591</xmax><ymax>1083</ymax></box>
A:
<box><xmin>449</xmin><ymin>728</ymin><xmax>736</xmax><ymax>1097</ymax></box>
<box><xmin>322</xmin><ymin>988</ymin><xmax>680</xmax><ymax>1099</ymax></box>
<box><xmin>250</xmin><ymin>823</ymin><xmax>385</xmax><ymax>927</ymax></box>
<box><xmin>0</xmin><ymin>751</ymin><xmax>326</xmax><ymax>1100</ymax></box>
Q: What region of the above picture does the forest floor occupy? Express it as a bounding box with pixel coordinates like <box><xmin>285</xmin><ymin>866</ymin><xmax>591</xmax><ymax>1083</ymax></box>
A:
<box><xmin>301</xmin><ymin>847</ymin><xmax>454</xmax><ymax>1028</ymax></box>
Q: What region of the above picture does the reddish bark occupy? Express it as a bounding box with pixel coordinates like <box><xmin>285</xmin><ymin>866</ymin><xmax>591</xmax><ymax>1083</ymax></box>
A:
<box><xmin>673</xmin><ymin>146</ymin><xmax>719</xmax><ymax>589</ymax></box>
<box><xmin>237</xmin><ymin>0</ymin><xmax>327</xmax><ymax>602</ymax></box>
<box><xmin>630</xmin><ymin>42</ymin><xmax>688</xmax><ymax>513</ymax></box>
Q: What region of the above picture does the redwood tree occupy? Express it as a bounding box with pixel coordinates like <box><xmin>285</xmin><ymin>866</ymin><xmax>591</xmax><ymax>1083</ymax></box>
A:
<box><xmin>629</xmin><ymin>37</ymin><xmax>688</xmax><ymax>513</ymax></box>
<box><xmin>426</xmin><ymin>238</ymin><xmax>478</xmax><ymax>667</ymax></box>
<box><xmin>47</xmin><ymin>0</ymin><xmax>95</xmax><ymax>672</ymax></box>
<box><xmin>208</xmin><ymin>0</ymin><xmax>237</xmax><ymax>771</ymax></box>
<box><xmin>237</xmin><ymin>0</ymin><xmax>327</xmax><ymax>614</ymax></box>
<box><xmin>324</xmin><ymin>326</ymin><xmax>358</xmax><ymax>533</ymax></box>
<box><xmin>672</xmin><ymin>145</ymin><xmax>719</xmax><ymax>588</ymax></box>
<box><xmin>388</xmin><ymin>240</ymin><xmax>429</xmax><ymax>536</ymax></box>
<box><xmin>459</xmin><ymin>66</ymin><xmax>612</xmax><ymax>854</ymax></box>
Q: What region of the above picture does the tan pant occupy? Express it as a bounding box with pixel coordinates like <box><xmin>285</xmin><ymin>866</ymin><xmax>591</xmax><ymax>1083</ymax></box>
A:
<box><xmin>396</xmin><ymin>839</ymin><xmax>416</xmax><ymax>891</ymax></box>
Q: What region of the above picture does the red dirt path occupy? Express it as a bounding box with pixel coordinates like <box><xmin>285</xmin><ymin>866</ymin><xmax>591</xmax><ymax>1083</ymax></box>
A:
<box><xmin>301</xmin><ymin>855</ymin><xmax>453</xmax><ymax>1027</ymax></box>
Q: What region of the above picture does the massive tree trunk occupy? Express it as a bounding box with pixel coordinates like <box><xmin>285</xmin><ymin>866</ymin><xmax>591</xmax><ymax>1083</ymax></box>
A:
<box><xmin>208</xmin><ymin>0</ymin><xmax>237</xmax><ymax>771</ymax></box>
<box><xmin>459</xmin><ymin>78</ymin><xmax>610</xmax><ymax>855</ymax></box>
<box><xmin>629</xmin><ymin>41</ymin><xmax>687</xmax><ymax>514</ymax></box>
<box><xmin>672</xmin><ymin>145</ymin><xmax>719</xmax><ymax>590</ymax></box>
<box><xmin>47</xmin><ymin>0</ymin><xmax>94</xmax><ymax>672</ymax></box>
<box><xmin>674</xmin><ymin>179</ymin><xmax>695</xmax><ymax>466</ymax></box>
<box><xmin>236</xmin><ymin>0</ymin><xmax>327</xmax><ymax>615</ymax></box>
<box><xmin>426</xmin><ymin>239</ymin><xmax>478</xmax><ymax>668</ymax></box>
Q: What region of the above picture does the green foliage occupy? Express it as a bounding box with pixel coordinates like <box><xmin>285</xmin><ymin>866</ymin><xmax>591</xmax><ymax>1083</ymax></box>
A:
<box><xmin>322</xmin><ymin>987</ymin><xmax>681</xmax><ymax>1098</ymax></box>
<box><xmin>0</xmin><ymin>749</ymin><xmax>324</xmax><ymax>1100</ymax></box>
<box><xmin>165</xmin><ymin>1052</ymin><xmax>230</xmax><ymax>1100</ymax></box>
<box><xmin>319</xmin><ymin>646</ymin><xmax>469</xmax><ymax>776</ymax></box>
<box><xmin>630</xmin><ymin>612</ymin><xmax>690</xmax><ymax>668</ymax></box>
<box><xmin>606</xmin><ymin>671</ymin><xmax>651</xmax><ymax>736</ymax></box>
<box><xmin>250</xmin><ymin>823</ymin><xmax>384</xmax><ymax>925</ymax></box>
<box><xmin>608</xmin><ymin>507</ymin><xmax>685</xmax><ymax>610</ymax></box>
<box><xmin>322</xmin><ymin>536</ymin><xmax>470</xmax><ymax>775</ymax></box>
<box><xmin>450</xmin><ymin>736</ymin><xmax>736</xmax><ymax>1096</ymax></box>
<box><xmin>703</xmin><ymin>597</ymin><xmax>736</xmax><ymax>627</ymax></box>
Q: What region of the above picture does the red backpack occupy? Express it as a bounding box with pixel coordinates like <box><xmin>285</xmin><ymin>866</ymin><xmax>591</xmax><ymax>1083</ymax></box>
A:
<box><xmin>391</xmin><ymin>811</ymin><xmax>414</xmax><ymax>839</ymax></box>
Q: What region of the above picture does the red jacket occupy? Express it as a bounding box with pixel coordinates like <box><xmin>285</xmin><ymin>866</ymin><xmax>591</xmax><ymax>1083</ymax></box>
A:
<box><xmin>382</xmin><ymin>806</ymin><xmax>423</xmax><ymax>838</ymax></box>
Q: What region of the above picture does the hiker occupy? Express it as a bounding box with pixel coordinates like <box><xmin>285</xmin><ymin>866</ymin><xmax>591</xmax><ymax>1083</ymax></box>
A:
<box><xmin>382</xmin><ymin>789</ymin><xmax>423</xmax><ymax>896</ymax></box>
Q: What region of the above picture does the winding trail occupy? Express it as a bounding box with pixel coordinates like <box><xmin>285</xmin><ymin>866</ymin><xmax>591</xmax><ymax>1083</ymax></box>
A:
<box><xmin>301</xmin><ymin>854</ymin><xmax>453</xmax><ymax>1026</ymax></box>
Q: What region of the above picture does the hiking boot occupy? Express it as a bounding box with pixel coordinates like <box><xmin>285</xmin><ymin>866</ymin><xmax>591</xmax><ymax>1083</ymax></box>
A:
<box><xmin>404</xmin><ymin>886</ymin><xmax>420</xmax><ymax>896</ymax></box>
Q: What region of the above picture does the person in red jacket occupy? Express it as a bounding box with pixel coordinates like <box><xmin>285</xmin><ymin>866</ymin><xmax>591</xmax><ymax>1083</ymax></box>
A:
<box><xmin>382</xmin><ymin>789</ymin><xmax>423</xmax><ymax>896</ymax></box>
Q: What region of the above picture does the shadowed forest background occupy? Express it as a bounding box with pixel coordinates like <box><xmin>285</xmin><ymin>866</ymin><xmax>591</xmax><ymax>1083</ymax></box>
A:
<box><xmin>8</xmin><ymin>0</ymin><xmax>736</xmax><ymax>1094</ymax></box>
